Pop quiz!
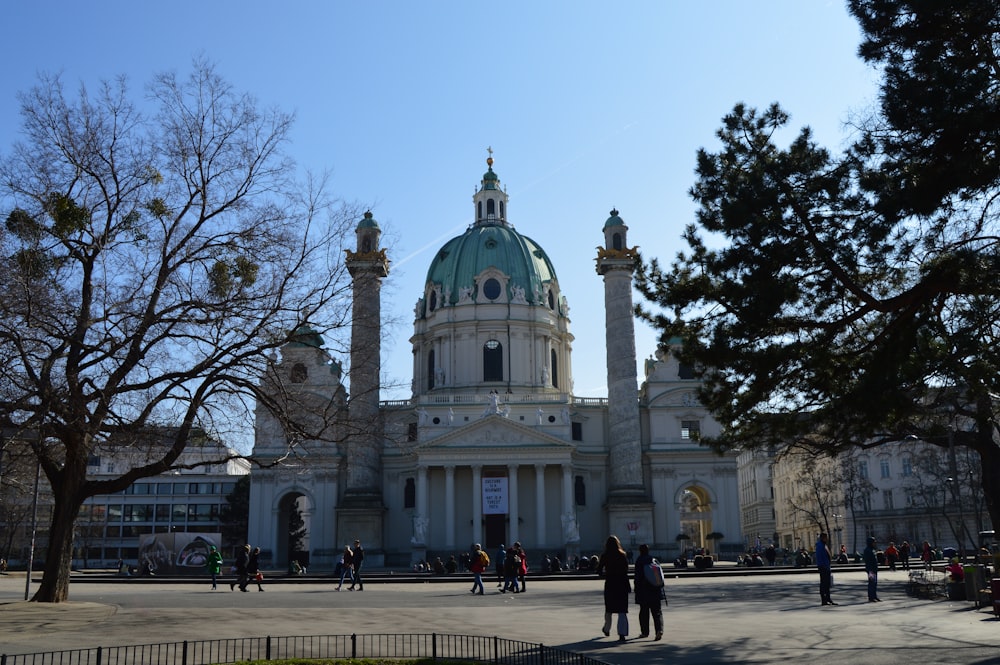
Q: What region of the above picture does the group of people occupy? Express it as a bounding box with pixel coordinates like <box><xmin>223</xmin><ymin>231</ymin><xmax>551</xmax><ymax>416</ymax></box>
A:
<box><xmin>815</xmin><ymin>532</ymin><xmax>900</xmax><ymax>605</ymax></box>
<box><xmin>499</xmin><ymin>542</ymin><xmax>528</xmax><ymax>593</ymax></box>
<box><xmin>213</xmin><ymin>543</ymin><xmax>264</xmax><ymax>592</ymax></box>
<box><xmin>335</xmin><ymin>539</ymin><xmax>365</xmax><ymax>590</ymax></box>
<box><xmin>596</xmin><ymin>536</ymin><xmax>665</xmax><ymax>642</ymax></box>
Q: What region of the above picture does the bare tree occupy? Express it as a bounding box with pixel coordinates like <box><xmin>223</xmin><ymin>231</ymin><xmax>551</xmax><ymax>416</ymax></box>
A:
<box><xmin>0</xmin><ymin>60</ymin><xmax>360</xmax><ymax>602</ymax></box>
<box><xmin>781</xmin><ymin>448</ymin><xmax>846</xmax><ymax>543</ymax></box>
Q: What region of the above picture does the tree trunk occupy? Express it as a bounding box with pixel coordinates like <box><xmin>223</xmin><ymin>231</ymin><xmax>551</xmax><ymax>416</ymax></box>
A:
<box><xmin>978</xmin><ymin>441</ymin><xmax>1000</xmax><ymax>539</ymax></box>
<box><xmin>31</xmin><ymin>494</ymin><xmax>81</xmax><ymax>602</ymax></box>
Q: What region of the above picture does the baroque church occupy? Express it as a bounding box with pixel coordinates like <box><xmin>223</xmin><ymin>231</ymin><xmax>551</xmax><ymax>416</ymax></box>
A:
<box><xmin>248</xmin><ymin>157</ymin><xmax>741</xmax><ymax>568</ymax></box>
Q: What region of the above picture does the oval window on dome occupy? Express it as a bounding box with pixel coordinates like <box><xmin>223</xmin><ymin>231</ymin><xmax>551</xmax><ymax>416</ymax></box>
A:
<box><xmin>483</xmin><ymin>278</ymin><xmax>502</xmax><ymax>301</ymax></box>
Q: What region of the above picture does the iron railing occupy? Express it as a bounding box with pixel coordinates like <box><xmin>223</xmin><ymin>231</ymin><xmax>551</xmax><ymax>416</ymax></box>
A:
<box><xmin>1</xmin><ymin>633</ymin><xmax>611</xmax><ymax>665</ymax></box>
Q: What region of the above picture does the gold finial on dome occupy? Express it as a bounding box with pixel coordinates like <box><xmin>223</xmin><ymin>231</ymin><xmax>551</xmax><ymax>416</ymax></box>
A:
<box><xmin>486</xmin><ymin>145</ymin><xmax>493</xmax><ymax>168</ymax></box>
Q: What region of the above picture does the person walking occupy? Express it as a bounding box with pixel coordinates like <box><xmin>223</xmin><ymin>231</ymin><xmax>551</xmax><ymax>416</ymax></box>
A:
<box><xmin>336</xmin><ymin>545</ymin><xmax>354</xmax><ymax>590</ymax></box>
<box><xmin>231</xmin><ymin>544</ymin><xmax>250</xmax><ymax>592</ymax></box>
<box><xmin>247</xmin><ymin>546</ymin><xmax>264</xmax><ymax>592</ymax></box>
<box><xmin>349</xmin><ymin>539</ymin><xmax>365</xmax><ymax>591</ymax></box>
<box><xmin>633</xmin><ymin>544</ymin><xmax>664</xmax><ymax>640</ymax></box>
<box><xmin>515</xmin><ymin>541</ymin><xmax>528</xmax><ymax>592</ymax></box>
<box><xmin>207</xmin><ymin>545</ymin><xmax>224</xmax><ymax>590</ymax></box>
<box><xmin>921</xmin><ymin>540</ymin><xmax>933</xmax><ymax>570</ymax></box>
<box><xmin>899</xmin><ymin>541</ymin><xmax>911</xmax><ymax>570</ymax></box>
<box><xmin>495</xmin><ymin>544</ymin><xmax>506</xmax><ymax>588</ymax></box>
<box><xmin>596</xmin><ymin>535</ymin><xmax>630</xmax><ymax>642</ymax></box>
<box><xmin>502</xmin><ymin>544</ymin><xmax>520</xmax><ymax>593</ymax></box>
<box><xmin>864</xmin><ymin>536</ymin><xmax>881</xmax><ymax>602</ymax></box>
<box><xmin>469</xmin><ymin>543</ymin><xmax>487</xmax><ymax>595</ymax></box>
<box><xmin>885</xmin><ymin>541</ymin><xmax>899</xmax><ymax>571</ymax></box>
<box><xmin>815</xmin><ymin>532</ymin><xmax>837</xmax><ymax>606</ymax></box>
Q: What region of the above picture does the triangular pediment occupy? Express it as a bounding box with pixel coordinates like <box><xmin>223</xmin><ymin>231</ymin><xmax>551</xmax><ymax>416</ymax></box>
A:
<box><xmin>420</xmin><ymin>414</ymin><xmax>574</xmax><ymax>450</ymax></box>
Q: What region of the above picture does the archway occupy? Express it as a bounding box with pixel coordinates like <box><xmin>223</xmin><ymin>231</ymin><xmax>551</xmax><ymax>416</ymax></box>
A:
<box><xmin>678</xmin><ymin>486</ymin><xmax>713</xmax><ymax>551</ymax></box>
<box><xmin>276</xmin><ymin>492</ymin><xmax>311</xmax><ymax>570</ymax></box>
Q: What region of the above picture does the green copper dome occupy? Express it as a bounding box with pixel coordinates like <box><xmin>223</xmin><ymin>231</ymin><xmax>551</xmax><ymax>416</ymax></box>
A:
<box><xmin>357</xmin><ymin>210</ymin><xmax>380</xmax><ymax>229</ymax></box>
<box><xmin>603</xmin><ymin>208</ymin><xmax>625</xmax><ymax>229</ymax></box>
<box><xmin>425</xmin><ymin>223</ymin><xmax>558</xmax><ymax>307</ymax></box>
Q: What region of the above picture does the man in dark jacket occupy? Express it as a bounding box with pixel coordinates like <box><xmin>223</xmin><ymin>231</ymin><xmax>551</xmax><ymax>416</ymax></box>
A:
<box><xmin>349</xmin><ymin>539</ymin><xmax>365</xmax><ymax>591</ymax></box>
<box><xmin>231</xmin><ymin>544</ymin><xmax>250</xmax><ymax>592</ymax></box>
<box><xmin>633</xmin><ymin>543</ymin><xmax>664</xmax><ymax>640</ymax></box>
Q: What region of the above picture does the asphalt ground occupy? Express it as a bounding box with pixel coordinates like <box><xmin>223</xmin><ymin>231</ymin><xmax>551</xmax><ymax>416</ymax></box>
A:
<box><xmin>1</xmin><ymin>567</ymin><xmax>998</xmax><ymax>665</ymax></box>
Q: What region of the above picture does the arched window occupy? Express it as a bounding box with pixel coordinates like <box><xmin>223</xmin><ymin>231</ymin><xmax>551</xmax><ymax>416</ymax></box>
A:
<box><xmin>428</xmin><ymin>350</ymin><xmax>436</xmax><ymax>390</ymax></box>
<box><xmin>547</xmin><ymin>290</ymin><xmax>555</xmax><ymax>310</ymax></box>
<box><xmin>483</xmin><ymin>339</ymin><xmax>503</xmax><ymax>382</ymax></box>
<box><xmin>291</xmin><ymin>363</ymin><xmax>308</xmax><ymax>383</ymax></box>
<box><xmin>612</xmin><ymin>232</ymin><xmax>623</xmax><ymax>250</ymax></box>
<box><xmin>477</xmin><ymin>200</ymin><xmax>483</xmax><ymax>220</ymax></box>
<box><xmin>429</xmin><ymin>290</ymin><xmax>437</xmax><ymax>312</ymax></box>
<box><xmin>550</xmin><ymin>349</ymin><xmax>558</xmax><ymax>388</ymax></box>
<box><xmin>362</xmin><ymin>236</ymin><xmax>372</xmax><ymax>253</ymax></box>
<box><xmin>404</xmin><ymin>478</ymin><xmax>415</xmax><ymax>509</ymax></box>
<box><xmin>575</xmin><ymin>475</ymin><xmax>586</xmax><ymax>506</ymax></box>
<box><xmin>499</xmin><ymin>200</ymin><xmax>505</xmax><ymax>218</ymax></box>
<box><xmin>487</xmin><ymin>198</ymin><xmax>496</xmax><ymax>220</ymax></box>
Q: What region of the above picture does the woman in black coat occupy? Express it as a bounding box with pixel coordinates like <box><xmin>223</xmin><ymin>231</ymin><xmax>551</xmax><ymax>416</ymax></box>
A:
<box><xmin>633</xmin><ymin>543</ymin><xmax>663</xmax><ymax>640</ymax></box>
<box><xmin>596</xmin><ymin>535</ymin><xmax>630</xmax><ymax>641</ymax></box>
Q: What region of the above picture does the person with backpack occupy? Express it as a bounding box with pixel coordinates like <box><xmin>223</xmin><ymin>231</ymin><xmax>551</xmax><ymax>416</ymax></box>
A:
<box><xmin>469</xmin><ymin>543</ymin><xmax>488</xmax><ymax>595</ymax></box>
<box><xmin>633</xmin><ymin>543</ymin><xmax>664</xmax><ymax>641</ymax></box>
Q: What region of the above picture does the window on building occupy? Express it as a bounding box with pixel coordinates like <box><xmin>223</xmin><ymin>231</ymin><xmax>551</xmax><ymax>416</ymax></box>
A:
<box><xmin>571</xmin><ymin>422</ymin><xmax>583</xmax><ymax>441</ymax></box>
<box><xmin>487</xmin><ymin>198</ymin><xmax>496</xmax><ymax>220</ymax></box>
<box><xmin>550</xmin><ymin>349</ymin><xmax>558</xmax><ymax>388</ymax></box>
<box><xmin>883</xmin><ymin>489</ymin><xmax>894</xmax><ymax>510</ymax></box>
<box><xmin>404</xmin><ymin>477</ymin><xmax>415</xmax><ymax>509</ymax></box>
<box><xmin>428</xmin><ymin>290</ymin><xmax>437</xmax><ymax>312</ymax></box>
<box><xmin>681</xmin><ymin>420</ymin><xmax>701</xmax><ymax>440</ymax></box>
<box><xmin>547</xmin><ymin>290</ymin><xmax>555</xmax><ymax>310</ymax></box>
<box><xmin>428</xmin><ymin>350</ymin><xmax>436</xmax><ymax>390</ymax></box>
<box><xmin>859</xmin><ymin>493</ymin><xmax>871</xmax><ymax>512</ymax></box>
<box><xmin>123</xmin><ymin>505</ymin><xmax>152</xmax><ymax>522</ymax></box>
<box><xmin>575</xmin><ymin>475</ymin><xmax>586</xmax><ymax>506</ymax></box>
<box><xmin>155</xmin><ymin>505</ymin><xmax>170</xmax><ymax>521</ymax></box>
<box><xmin>905</xmin><ymin>490</ymin><xmax>917</xmax><ymax>507</ymax></box>
<box><xmin>482</xmin><ymin>278</ymin><xmax>501</xmax><ymax>301</ymax></box>
<box><xmin>483</xmin><ymin>339</ymin><xmax>503</xmax><ymax>381</ymax></box>
<box><xmin>87</xmin><ymin>454</ymin><xmax>100</xmax><ymax>467</ymax></box>
<box><xmin>290</xmin><ymin>363</ymin><xmax>307</xmax><ymax>383</ymax></box>
<box><xmin>612</xmin><ymin>232</ymin><xmax>622</xmax><ymax>250</ymax></box>
<box><xmin>477</xmin><ymin>201</ymin><xmax>482</xmax><ymax>219</ymax></box>
<box><xmin>880</xmin><ymin>459</ymin><xmax>891</xmax><ymax>479</ymax></box>
<box><xmin>858</xmin><ymin>461</ymin><xmax>869</xmax><ymax>480</ymax></box>
<box><xmin>902</xmin><ymin>458</ymin><xmax>913</xmax><ymax>477</ymax></box>
<box><xmin>407</xmin><ymin>422</ymin><xmax>418</xmax><ymax>442</ymax></box>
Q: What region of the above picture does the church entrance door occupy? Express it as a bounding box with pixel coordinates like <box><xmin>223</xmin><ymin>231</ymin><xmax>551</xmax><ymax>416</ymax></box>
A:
<box><xmin>484</xmin><ymin>514</ymin><xmax>505</xmax><ymax>549</ymax></box>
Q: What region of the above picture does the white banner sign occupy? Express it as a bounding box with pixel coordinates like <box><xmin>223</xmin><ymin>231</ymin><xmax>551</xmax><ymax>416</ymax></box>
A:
<box><xmin>482</xmin><ymin>477</ymin><xmax>508</xmax><ymax>515</ymax></box>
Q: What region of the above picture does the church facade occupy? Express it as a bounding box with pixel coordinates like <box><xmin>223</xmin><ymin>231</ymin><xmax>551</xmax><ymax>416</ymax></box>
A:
<box><xmin>248</xmin><ymin>157</ymin><xmax>741</xmax><ymax>568</ymax></box>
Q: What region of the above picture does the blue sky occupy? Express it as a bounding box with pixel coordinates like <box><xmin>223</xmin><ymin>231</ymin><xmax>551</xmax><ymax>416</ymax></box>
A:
<box><xmin>0</xmin><ymin>1</ymin><xmax>879</xmax><ymax>401</ymax></box>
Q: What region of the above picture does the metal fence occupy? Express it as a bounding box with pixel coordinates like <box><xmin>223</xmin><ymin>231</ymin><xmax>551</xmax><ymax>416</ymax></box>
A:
<box><xmin>1</xmin><ymin>633</ymin><xmax>612</xmax><ymax>665</ymax></box>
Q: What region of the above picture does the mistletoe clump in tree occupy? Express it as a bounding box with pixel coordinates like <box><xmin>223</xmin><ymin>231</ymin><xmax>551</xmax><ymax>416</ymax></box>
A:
<box><xmin>636</xmin><ymin>1</ymin><xmax>1000</xmax><ymax>530</ymax></box>
<box><xmin>0</xmin><ymin>60</ymin><xmax>360</xmax><ymax>602</ymax></box>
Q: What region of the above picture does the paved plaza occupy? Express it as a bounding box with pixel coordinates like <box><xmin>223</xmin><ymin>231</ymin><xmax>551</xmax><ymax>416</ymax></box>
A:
<box><xmin>1</xmin><ymin>568</ymin><xmax>998</xmax><ymax>665</ymax></box>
